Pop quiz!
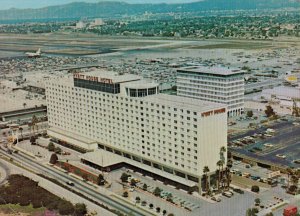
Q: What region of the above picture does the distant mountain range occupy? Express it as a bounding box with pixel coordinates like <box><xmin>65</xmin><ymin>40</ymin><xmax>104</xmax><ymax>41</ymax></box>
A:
<box><xmin>0</xmin><ymin>0</ymin><xmax>299</xmax><ymax>21</ymax></box>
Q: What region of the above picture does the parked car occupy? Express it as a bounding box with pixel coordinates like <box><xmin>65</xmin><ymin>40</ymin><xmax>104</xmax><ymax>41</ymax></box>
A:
<box><xmin>211</xmin><ymin>197</ymin><xmax>221</xmax><ymax>202</ymax></box>
<box><xmin>222</xmin><ymin>191</ymin><xmax>233</xmax><ymax>198</ymax></box>
<box><xmin>66</xmin><ymin>181</ymin><xmax>75</xmax><ymax>186</ymax></box>
<box><xmin>233</xmin><ymin>188</ymin><xmax>244</xmax><ymax>194</ymax></box>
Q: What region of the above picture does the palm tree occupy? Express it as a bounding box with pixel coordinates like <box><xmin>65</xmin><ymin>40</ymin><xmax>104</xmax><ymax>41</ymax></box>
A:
<box><xmin>28</xmin><ymin>123</ymin><xmax>33</xmax><ymax>136</ymax></box>
<box><xmin>31</xmin><ymin>115</ymin><xmax>38</xmax><ymax>135</ymax></box>
<box><xmin>216</xmin><ymin>160</ymin><xmax>223</xmax><ymax>191</ymax></box>
<box><xmin>19</xmin><ymin>127</ymin><xmax>23</xmax><ymax>139</ymax></box>
<box><xmin>286</xmin><ymin>167</ymin><xmax>294</xmax><ymax>191</ymax></box>
<box><xmin>203</xmin><ymin>166</ymin><xmax>210</xmax><ymax>192</ymax></box>
<box><xmin>220</xmin><ymin>146</ymin><xmax>227</xmax><ymax>182</ymax></box>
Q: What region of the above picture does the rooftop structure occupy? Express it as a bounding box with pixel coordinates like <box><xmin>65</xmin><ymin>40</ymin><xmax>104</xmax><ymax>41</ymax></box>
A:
<box><xmin>177</xmin><ymin>66</ymin><xmax>245</xmax><ymax>117</ymax></box>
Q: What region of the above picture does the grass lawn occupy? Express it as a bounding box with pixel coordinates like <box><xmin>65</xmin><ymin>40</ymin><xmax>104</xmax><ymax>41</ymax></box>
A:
<box><xmin>0</xmin><ymin>204</ymin><xmax>46</xmax><ymax>215</ymax></box>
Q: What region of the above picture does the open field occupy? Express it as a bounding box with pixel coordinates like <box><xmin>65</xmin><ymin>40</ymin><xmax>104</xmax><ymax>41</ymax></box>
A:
<box><xmin>0</xmin><ymin>33</ymin><xmax>299</xmax><ymax>58</ymax></box>
<box><xmin>0</xmin><ymin>204</ymin><xmax>45</xmax><ymax>215</ymax></box>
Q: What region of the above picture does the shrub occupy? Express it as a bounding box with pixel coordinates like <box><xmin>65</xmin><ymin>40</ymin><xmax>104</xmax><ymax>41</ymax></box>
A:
<box><xmin>120</xmin><ymin>173</ymin><xmax>129</xmax><ymax>182</ymax></box>
<box><xmin>251</xmin><ymin>185</ymin><xmax>260</xmax><ymax>193</ymax></box>
<box><xmin>48</xmin><ymin>142</ymin><xmax>55</xmax><ymax>151</ymax></box>
<box><xmin>74</xmin><ymin>203</ymin><xmax>87</xmax><ymax>216</ymax></box>
<box><xmin>142</xmin><ymin>183</ymin><xmax>148</xmax><ymax>191</ymax></box>
<box><xmin>49</xmin><ymin>153</ymin><xmax>58</xmax><ymax>164</ymax></box>
<box><xmin>32</xmin><ymin>199</ymin><xmax>43</xmax><ymax>208</ymax></box>
<box><xmin>123</xmin><ymin>191</ymin><xmax>128</xmax><ymax>198</ymax></box>
<box><xmin>58</xmin><ymin>200</ymin><xmax>74</xmax><ymax>215</ymax></box>
<box><xmin>153</xmin><ymin>187</ymin><xmax>162</xmax><ymax>197</ymax></box>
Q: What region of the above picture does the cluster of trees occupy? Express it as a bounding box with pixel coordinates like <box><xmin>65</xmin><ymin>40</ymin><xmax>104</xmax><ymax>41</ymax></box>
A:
<box><xmin>135</xmin><ymin>196</ymin><xmax>173</xmax><ymax>216</ymax></box>
<box><xmin>81</xmin><ymin>13</ymin><xmax>300</xmax><ymax>40</ymax></box>
<box><xmin>202</xmin><ymin>146</ymin><xmax>231</xmax><ymax>194</ymax></box>
<box><xmin>265</xmin><ymin>105</ymin><xmax>276</xmax><ymax>118</ymax></box>
<box><xmin>0</xmin><ymin>175</ymin><xmax>87</xmax><ymax>216</ymax></box>
<box><xmin>48</xmin><ymin>142</ymin><xmax>62</xmax><ymax>154</ymax></box>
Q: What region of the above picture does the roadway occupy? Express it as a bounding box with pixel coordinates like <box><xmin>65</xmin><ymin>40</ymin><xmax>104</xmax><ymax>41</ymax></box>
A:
<box><xmin>0</xmin><ymin>148</ymin><xmax>153</xmax><ymax>216</ymax></box>
<box><xmin>245</xmin><ymin>78</ymin><xmax>282</xmax><ymax>93</ymax></box>
<box><xmin>0</xmin><ymin>159</ymin><xmax>9</xmax><ymax>185</ymax></box>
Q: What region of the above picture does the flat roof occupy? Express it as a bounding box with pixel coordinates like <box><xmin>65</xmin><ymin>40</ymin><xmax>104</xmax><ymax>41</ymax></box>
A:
<box><xmin>80</xmin><ymin>149</ymin><xmax>196</xmax><ymax>187</ymax></box>
<box><xmin>144</xmin><ymin>94</ymin><xmax>226</xmax><ymax>112</ymax></box>
<box><xmin>178</xmin><ymin>66</ymin><xmax>244</xmax><ymax>76</ymax></box>
<box><xmin>48</xmin><ymin>127</ymin><xmax>96</xmax><ymax>144</ymax></box>
<box><xmin>78</xmin><ymin>70</ymin><xmax>141</xmax><ymax>84</ymax></box>
<box><xmin>80</xmin><ymin>150</ymin><xmax>124</xmax><ymax>167</ymax></box>
<box><xmin>123</xmin><ymin>80</ymin><xmax>159</xmax><ymax>89</ymax></box>
<box><xmin>263</xmin><ymin>86</ymin><xmax>300</xmax><ymax>99</ymax></box>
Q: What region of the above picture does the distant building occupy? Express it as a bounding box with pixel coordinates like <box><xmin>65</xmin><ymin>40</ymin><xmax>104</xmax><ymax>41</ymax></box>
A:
<box><xmin>93</xmin><ymin>18</ymin><xmax>104</xmax><ymax>26</ymax></box>
<box><xmin>177</xmin><ymin>66</ymin><xmax>245</xmax><ymax>117</ymax></box>
<box><xmin>46</xmin><ymin>70</ymin><xmax>227</xmax><ymax>192</ymax></box>
<box><xmin>76</xmin><ymin>21</ymin><xmax>86</xmax><ymax>29</ymax></box>
<box><xmin>261</xmin><ymin>86</ymin><xmax>300</xmax><ymax>107</ymax></box>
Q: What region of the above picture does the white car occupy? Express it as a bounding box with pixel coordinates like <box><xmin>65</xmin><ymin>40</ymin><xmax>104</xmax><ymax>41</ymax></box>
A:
<box><xmin>264</xmin><ymin>143</ymin><xmax>273</xmax><ymax>147</ymax></box>
<box><xmin>276</xmin><ymin>154</ymin><xmax>286</xmax><ymax>159</ymax></box>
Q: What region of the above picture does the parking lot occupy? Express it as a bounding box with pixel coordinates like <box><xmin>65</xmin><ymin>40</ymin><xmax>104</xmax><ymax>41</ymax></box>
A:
<box><xmin>229</xmin><ymin>118</ymin><xmax>300</xmax><ymax>168</ymax></box>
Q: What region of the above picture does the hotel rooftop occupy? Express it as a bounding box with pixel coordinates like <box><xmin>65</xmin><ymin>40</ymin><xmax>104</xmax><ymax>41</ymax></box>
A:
<box><xmin>178</xmin><ymin>66</ymin><xmax>244</xmax><ymax>76</ymax></box>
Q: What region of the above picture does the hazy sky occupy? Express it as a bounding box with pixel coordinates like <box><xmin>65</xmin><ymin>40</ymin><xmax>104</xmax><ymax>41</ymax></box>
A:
<box><xmin>1</xmin><ymin>0</ymin><xmax>198</xmax><ymax>10</ymax></box>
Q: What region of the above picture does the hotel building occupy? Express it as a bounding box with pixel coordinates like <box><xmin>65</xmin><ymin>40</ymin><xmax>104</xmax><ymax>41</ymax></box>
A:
<box><xmin>46</xmin><ymin>70</ymin><xmax>227</xmax><ymax>192</ymax></box>
<box><xmin>177</xmin><ymin>66</ymin><xmax>244</xmax><ymax>116</ymax></box>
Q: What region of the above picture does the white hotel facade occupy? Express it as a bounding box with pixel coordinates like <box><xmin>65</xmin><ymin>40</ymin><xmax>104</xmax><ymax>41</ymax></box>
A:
<box><xmin>46</xmin><ymin>70</ymin><xmax>227</xmax><ymax>191</ymax></box>
<box><xmin>177</xmin><ymin>66</ymin><xmax>245</xmax><ymax>117</ymax></box>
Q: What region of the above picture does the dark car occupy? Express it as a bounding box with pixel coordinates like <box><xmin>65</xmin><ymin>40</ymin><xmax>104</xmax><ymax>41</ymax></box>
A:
<box><xmin>66</xmin><ymin>181</ymin><xmax>75</xmax><ymax>186</ymax></box>
<box><xmin>233</xmin><ymin>188</ymin><xmax>244</xmax><ymax>194</ymax></box>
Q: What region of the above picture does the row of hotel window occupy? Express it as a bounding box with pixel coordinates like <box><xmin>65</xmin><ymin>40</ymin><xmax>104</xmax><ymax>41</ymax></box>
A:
<box><xmin>47</xmin><ymin>94</ymin><xmax>199</xmax><ymax>117</ymax></box>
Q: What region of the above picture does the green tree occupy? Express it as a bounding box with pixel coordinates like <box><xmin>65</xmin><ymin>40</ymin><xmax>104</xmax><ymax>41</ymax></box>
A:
<box><xmin>55</xmin><ymin>147</ymin><xmax>62</xmax><ymax>154</ymax></box>
<box><xmin>203</xmin><ymin>166</ymin><xmax>210</xmax><ymax>192</ymax></box>
<box><xmin>166</xmin><ymin>193</ymin><xmax>173</xmax><ymax>202</ymax></box>
<box><xmin>135</xmin><ymin>196</ymin><xmax>141</xmax><ymax>203</ymax></box>
<box><xmin>247</xmin><ymin>110</ymin><xmax>254</xmax><ymax>118</ymax></box>
<box><xmin>265</xmin><ymin>105</ymin><xmax>275</xmax><ymax>117</ymax></box>
<box><xmin>49</xmin><ymin>153</ymin><xmax>58</xmax><ymax>164</ymax></box>
<box><xmin>97</xmin><ymin>174</ymin><xmax>105</xmax><ymax>185</ymax></box>
<box><xmin>48</xmin><ymin>142</ymin><xmax>55</xmax><ymax>151</ymax></box>
<box><xmin>19</xmin><ymin>127</ymin><xmax>24</xmax><ymax>139</ymax></box>
<box><xmin>216</xmin><ymin>160</ymin><xmax>224</xmax><ymax>190</ymax></box>
<box><xmin>251</xmin><ymin>185</ymin><xmax>260</xmax><ymax>193</ymax></box>
<box><xmin>120</xmin><ymin>173</ymin><xmax>129</xmax><ymax>182</ymax></box>
<box><xmin>123</xmin><ymin>191</ymin><xmax>128</xmax><ymax>197</ymax></box>
<box><xmin>74</xmin><ymin>203</ymin><xmax>87</xmax><ymax>216</ymax></box>
<box><xmin>254</xmin><ymin>198</ymin><xmax>261</xmax><ymax>205</ymax></box>
<box><xmin>153</xmin><ymin>187</ymin><xmax>162</xmax><ymax>197</ymax></box>
<box><xmin>58</xmin><ymin>200</ymin><xmax>74</xmax><ymax>215</ymax></box>
<box><xmin>30</xmin><ymin>136</ymin><xmax>36</xmax><ymax>145</ymax></box>
<box><xmin>142</xmin><ymin>183</ymin><xmax>148</xmax><ymax>191</ymax></box>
